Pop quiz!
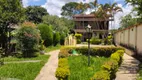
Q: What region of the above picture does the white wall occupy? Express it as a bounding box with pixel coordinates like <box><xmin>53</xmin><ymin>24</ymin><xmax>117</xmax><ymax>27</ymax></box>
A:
<box><xmin>115</xmin><ymin>24</ymin><xmax>142</xmax><ymax>55</ymax></box>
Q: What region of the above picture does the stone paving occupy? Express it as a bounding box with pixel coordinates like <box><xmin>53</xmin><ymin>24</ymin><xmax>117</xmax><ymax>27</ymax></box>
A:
<box><xmin>115</xmin><ymin>53</ymin><xmax>140</xmax><ymax>80</ymax></box>
<box><xmin>35</xmin><ymin>50</ymin><xmax>60</xmax><ymax>80</ymax></box>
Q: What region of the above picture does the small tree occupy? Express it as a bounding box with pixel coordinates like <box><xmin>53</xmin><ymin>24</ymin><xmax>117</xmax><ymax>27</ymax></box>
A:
<box><xmin>17</xmin><ymin>23</ymin><xmax>40</xmax><ymax>57</ymax></box>
<box><xmin>38</xmin><ymin>23</ymin><xmax>53</xmax><ymax>47</ymax></box>
<box><xmin>53</xmin><ymin>32</ymin><xmax>60</xmax><ymax>46</ymax></box>
<box><xmin>60</xmin><ymin>33</ymin><xmax>66</xmax><ymax>45</ymax></box>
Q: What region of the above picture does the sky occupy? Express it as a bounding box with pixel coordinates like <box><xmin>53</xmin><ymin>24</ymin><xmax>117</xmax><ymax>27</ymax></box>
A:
<box><xmin>22</xmin><ymin>0</ymin><xmax>134</xmax><ymax>29</ymax></box>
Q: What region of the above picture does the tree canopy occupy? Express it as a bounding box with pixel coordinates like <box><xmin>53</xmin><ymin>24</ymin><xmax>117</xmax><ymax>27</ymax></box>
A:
<box><xmin>0</xmin><ymin>0</ymin><xmax>25</xmax><ymax>54</ymax></box>
<box><xmin>0</xmin><ymin>0</ymin><xmax>25</xmax><ymax>27</ymax></box>
<box><xmin>119</xmin><ymin>14</ymin><xmax>137</xmax><ymax>29</ymax></box>
<box><xmin>61</xmin><ymin>2</ymin><xmax>79</xmax><ymax>18</ymax></box>
<box><xmin>42</xmin><ymin>15</ymin><xmax>74</xmax><ymax>34</ymax></box>
<box><xmin>25</xmin><ymin>6</ymin><xmax>48</xmax><ymax>23</ymax></box>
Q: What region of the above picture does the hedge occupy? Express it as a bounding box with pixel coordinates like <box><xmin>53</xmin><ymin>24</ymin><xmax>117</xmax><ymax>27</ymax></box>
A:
<box><xmin>59</xmin><ymin>46</ymin><xmax>124</xmax><ymax>58</ymax></box>
<box><xmin>55</xmin><ymin>58</ymin><xmax>70</xmax><ymax>80</ymax></box>
<box><xmin>91</xmin><ymin>50</ymin><xmax>125</xmax><ymax>80</ymax></box>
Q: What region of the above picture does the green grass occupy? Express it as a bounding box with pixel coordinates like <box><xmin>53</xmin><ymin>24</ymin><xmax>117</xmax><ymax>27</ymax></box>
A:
<box><xmin>137</xmin><ymin>63</ymin><xmax>142</xmax><ymax>80</ymax></box>
<box><xmin>0</xmin><ymin>55</ymin><xmax>50</xmax><ymax>80</ymax></box>
<box><xmin>4</xmin><ymin>55</ymin><xmax>49</xmax><ymax>62</ymax></box>
<box><xmin>68</xmin><ymin>55</ymin><xmax>109</xmax><ymax>80</ymax></box>
<box><xmin>45</xmin><ymin>45</ymin><xmax>61</xmax><ymax>53</ymax></box>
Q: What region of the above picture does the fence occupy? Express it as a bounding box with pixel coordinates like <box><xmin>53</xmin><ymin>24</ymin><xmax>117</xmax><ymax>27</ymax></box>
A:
<box><xmin>114</xmin><ymin>23</ymin><xmax>142</xmax><ymax>55</ymax></box>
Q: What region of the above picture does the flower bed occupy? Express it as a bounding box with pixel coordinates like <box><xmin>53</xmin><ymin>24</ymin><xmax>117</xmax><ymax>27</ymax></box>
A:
<box><xmin>56</xmin><ymin>47</ymin><xmax>124</xmax><ymax>80</ymax></box>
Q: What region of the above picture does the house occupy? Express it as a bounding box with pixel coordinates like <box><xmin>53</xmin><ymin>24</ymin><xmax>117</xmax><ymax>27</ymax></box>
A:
<box><xmin>73</xmin><ymin>14</ymin><xmax>113</xmax><ymax>41</ymax></box>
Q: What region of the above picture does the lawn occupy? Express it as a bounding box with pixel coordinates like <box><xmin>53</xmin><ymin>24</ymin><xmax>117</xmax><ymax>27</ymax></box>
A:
<box><xmin>68</xmin><ymin>55</ymin><xmax>109</xmax><ymax>80</ymax></box>
<box><xmin>45</xmin><ymin>45</ymin><xmax>61</xmax><ymax>53</ymax></box>
<box><xmin>0</xmin><ymin>55</ymin><xmax>50</xmax><ymax>80</ymax></box>
<box><xmin>4</xmin><ymin>55</ymin><xmax>49</xmax><ymax>62</ymax></box>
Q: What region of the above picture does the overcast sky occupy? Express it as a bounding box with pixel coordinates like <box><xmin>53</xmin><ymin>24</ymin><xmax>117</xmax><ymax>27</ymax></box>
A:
<box><xmin>22</xmin><ymin>0</ymin><xmax>134</xmax><ymax>29</ymax></box>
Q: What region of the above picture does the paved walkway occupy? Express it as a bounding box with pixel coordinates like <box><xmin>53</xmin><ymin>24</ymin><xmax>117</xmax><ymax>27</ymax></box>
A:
<box><xmin>115</xmin><ymin>53</ymin><xmax>140</xmax><ymax>80</ymax></box>
<box><xmin>35</xmin><ymin>50</ymin><xmax>60</xmax><ymax>80</ymax></box>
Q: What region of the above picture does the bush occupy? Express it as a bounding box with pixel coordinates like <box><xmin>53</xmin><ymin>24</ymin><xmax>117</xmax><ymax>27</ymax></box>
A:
<box><xmin>0</xmin><ymin>48</ymin><xmax>4</xmax><ymax>66</ymax></box>
<box><xmin>58</xmin><ymin>58</ymin><xmax>68</xmax><ymax>68</ymax></box>
<box><xmin>77</xmin><ymin>39</ymin><xmax>81</xmax><ymax>44</ymax></box>
<box><xmin>58</xmin><ymin>47</ymin><xmax>74</xmax><ymax>58</ymax></box>
<box><xmin>91</xmin><ymin>70</ymin><xmax>110</xmax><ymax>80</ymax></box>
<box><xmin>59</xmin><ymin>47</ymin><xmax>124</xmax><ymax>58</ymax></box>
<box><xmin>90</xmin><ymin>37</ymin><xmax>102</xmax><ymax>45</ymax></box>
<box><xmin>38</xmin><ymin>23</ymin><xmax>53</xmax><ymax>47</ymax></box>
<box><xmin>75</xmin><ymin>33</ymin><xmax>82</xmax><ymax>44</ymax></box>
<box><xmin>91</xmin><ymin>50</ymin><xmax>124</xmax><ymax>80</ymax></box>
<box><xmin>53</xmin><ymin>32</ymin><xmax>60</xmax><ymax>46</ymax></box>
<box><xmin>55</xmin><ymin>68</ymin><xmax>70</xmax><ymax>80</ymax></box>
<box><xmin>17</xmin><ymin>24</ymin><xmax>40</xmax><ymax>57</ymax></box>
<box><xmin>75</xmin><ymin>47</ymin><xmax>124</xmax><ymax>57</ymax></box>
<box><xmin>111</xmin><ymin>50</ymin><xmax>124</xmax><ymax>65</ymax></box>
<box><xmin>102</xmin><ymin>60</ymin><xmax>118</xmax><ymax>79</ymax></box>
<box><xmin>110</xmin><ymin>53</ymin><xmax>120</xmax><ymax>62</ymax></box>
<box><xmin>60</xmin><ymin>33</ymin><xmax>66</xmax><ymax>45</ymax></box>
<box><xmin>56</xmin><ymin>58</ymin><xmax>70</xmax><ymax>80</ymax></box>
<box><xmin>75</xmin><ymin>33</ymin><xmax>82</xmax><ymax>39</ymax></box>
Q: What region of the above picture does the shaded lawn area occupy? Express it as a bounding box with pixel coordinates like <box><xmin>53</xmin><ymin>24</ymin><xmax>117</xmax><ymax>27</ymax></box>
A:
<box><xmin>0</xmin><ymin>55</ymin><xmax>50</xmax><ymax>80</ymax></box>
<box><xmin>68</xmin><ymin>55</ymin><xmax>109</xmax><ymax>80</ymax></box>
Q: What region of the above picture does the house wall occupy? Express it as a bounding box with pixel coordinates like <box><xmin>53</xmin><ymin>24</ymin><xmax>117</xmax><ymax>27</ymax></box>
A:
<box><xmin>114</xmin><ymin>24</ymin><xmax>142</xmax><ymax>55</ymax></box>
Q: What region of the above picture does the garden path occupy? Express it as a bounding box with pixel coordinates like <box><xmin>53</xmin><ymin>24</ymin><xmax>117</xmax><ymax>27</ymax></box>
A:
<box><xmin>35</xmin><ymin>50</ymin><xmax>60</xmax><ymax>80</ymax></box>
<box><xmin>115</xmin><ymin>52</ymin><xmax>140</xmax><ymax>80</ymax></box>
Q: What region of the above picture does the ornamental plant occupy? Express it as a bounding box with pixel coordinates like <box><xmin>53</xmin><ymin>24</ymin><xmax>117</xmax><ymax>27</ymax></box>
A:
<box><xmin>17</xmin><ymin>23</ymin><xmax>41</xmax><ymax>57</ymax></box>
<box><xmin>38</xmin><ymin>23</ymin><xmax>53</xmax><ymax>47</ymax></box>
<box><xmin>75</xmin><ymin>33</ymin><xmax>82</xmax><ymax>44</ymax></box>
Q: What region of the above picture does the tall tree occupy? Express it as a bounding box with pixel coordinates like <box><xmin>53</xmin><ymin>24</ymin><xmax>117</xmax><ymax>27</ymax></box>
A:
<box><xmin>61</xmin><ymin>2</ymin><xmax>79</xmax><ymax>18</ymax></box>
<box><xmin>126</xmin><ymin>0</ymin><xmax>142</xmax><ymax>22</ymax></box>
<box><xmin>0</xmin><ymin>0</ymin><xmax>25</xmax><ymax>55</ymax></box>
<box><xmin>120</xmin><ymin>14</ymin><xmax>137</xmax><ymax>29</ymax></box>
<box><xmin>25</xmin><ymin>6</ymin><xmax>48</xmax><ymax>23</ymax></box>
<box><xmin>42</xmin><ymin>15</ymin><xmax>74</xmax><ymax>34</ymax></box>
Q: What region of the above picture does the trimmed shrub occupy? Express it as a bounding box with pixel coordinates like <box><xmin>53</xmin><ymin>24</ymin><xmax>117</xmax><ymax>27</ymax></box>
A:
<box><xmin>53</xmin><ymin>32</ymin><xmax>60</xmax><ymax>46</ymax></box>
<box><xmin>110</xmin><ymin>53</ymin><xmax>120</xmax><ymax>62</ymax></box>
<box><xmin>55</xmin><ymin>67</ymin><xmax>70</xmax><ymax>80</ymax></box>
<box><xmin>91</xmin><ymin>70</ymin><xmax>110</xmax><ymax>80</ymax></box>
<box><xmin>58</xmin><ymin>58</ymin><xmax>68</xmax><ymax>68</ymax></box>
<box><xmin>17</xmin><ymin>24</ymin><xmax>41</xmax><ymax>57</ymax></box>
<box><xmin>91</xmin><ymin>49</ymin><xmax>124</xmax><ymax>80</ymax></box>
<box><xmin>75</xmin><ymin>33</ymin><xmax>82</xmax><ymax>39</ymax></box>
<box><xmin>90</xmin><ymin>37</ymin><xmax>102</xmax><ymax>45</ymax></box>
<box><xmin>75</xmin><ymin>33</ymin><xmax>82</xmax><ymax>44</ymax></box>
<box><xmin>58</xmin><ymin>47</ymin><xmax>74</xmax><ymax>58</ymax></box>
<box><xmin>102</xmin><ymin>60</ymin><xmax>118</xmax><ymax>79</ymax></box>
<box><xmin>111</xmin><ymin>50</ymin><xmax>124</xmax><ymax>65</ymax></box>
<box><xmin>77</xmin><ymin>39</ymin><xmax>81</xmax><ymax>44</ymax></box>
<box><xmin>38</xmin><ymin>23</ymin><xmax>53</xmax><ymax>47</ymax></box>
<box><xmin>59</xmin><ymin>46</ymin><xmax>124</xmax><ymax>58</ymax></box>
<box><xmin>56</xmin><ymin>58</ymin><xmax>70</xmax><ymax>80</ymax></box>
